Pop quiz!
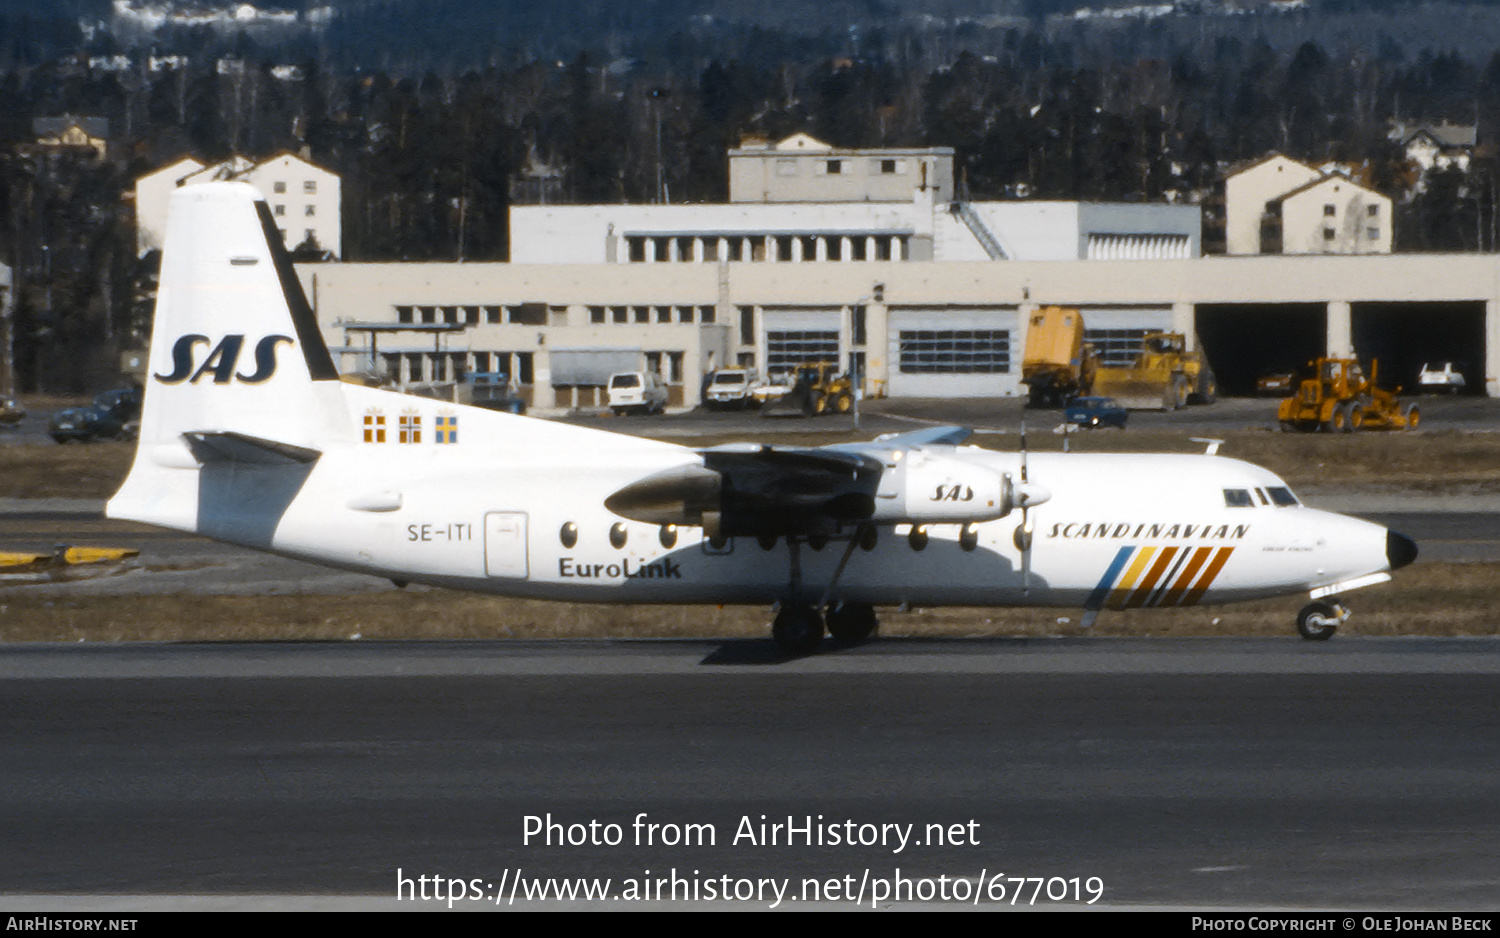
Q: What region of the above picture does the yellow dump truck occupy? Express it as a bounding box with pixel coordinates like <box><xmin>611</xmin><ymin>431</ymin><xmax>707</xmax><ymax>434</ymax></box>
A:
<box><xmin>1277</xmin><ymin>357</ymin><xmax>1419</xmax><ymax>432</ymax></box>
<box><xmin>1093</xmin><ymin>331</ymin><xmax>1217</xmax><ymax>410</ymax></box>
<box><xmin>1020</xmin><ymin>306</ymin><xmax>1096</xmax><ymax>407</ymax></box>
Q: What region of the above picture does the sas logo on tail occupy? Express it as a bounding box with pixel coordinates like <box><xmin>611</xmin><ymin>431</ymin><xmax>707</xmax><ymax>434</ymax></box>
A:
<box><xmin>154</xmin><ymin>334</ymin><xmax>294</xmax><ymax>384</ymax></box>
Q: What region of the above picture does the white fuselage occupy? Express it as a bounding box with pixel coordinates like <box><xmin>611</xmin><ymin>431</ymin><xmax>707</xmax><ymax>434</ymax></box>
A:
<box><xmin>111</xmin><ymin>382</ymin><xmax>1391</xmax><ymax>612</ymax></box>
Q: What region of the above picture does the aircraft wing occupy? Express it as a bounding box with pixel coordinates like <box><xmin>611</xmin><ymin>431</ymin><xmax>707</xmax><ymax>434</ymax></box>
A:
<box><xmin>606</xmin><ymin>425</ymin><xmax>1015</xmax><ymax>538</ymax></box>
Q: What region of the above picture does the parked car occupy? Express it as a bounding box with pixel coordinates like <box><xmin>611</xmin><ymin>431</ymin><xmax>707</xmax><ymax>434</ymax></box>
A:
<box><xmin>1418</xmin><ymin>362</ymin><xmax>1465</xmax><ymax>394</ymax></box>
<box><xmin>49</xmin><ymin>387</ymin><xmax>142</xmax><ymax>443</ymax></box>
<box><xmin>1064</xmin><ymin>395</ymin><xmax>1128</xmax><ymax>429</ymax></box>
<box><xmin>607</xmin><ymin>371</ymin><xmax>669</xmax><ymax>415</ymax></box>
<box><xmin>702</xmin><ymin>368</ymin><xmax>761</xmax><ymax>410</ymax></box>
<box><xmin>0</xmin><ymin>395</ymin><xmax>23</xmax><ymax>429</ymax></box>
<box><xmin>1255</xmin><ymin>369</ymin><xmax>1297</xmax><ymax>396</ymax></box>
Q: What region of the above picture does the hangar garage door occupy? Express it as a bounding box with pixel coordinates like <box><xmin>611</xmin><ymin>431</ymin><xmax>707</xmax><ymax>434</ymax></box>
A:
<box><xmin>886</xmin><ymin>307</ymin><xmax>1021</xmax><ymax>398</ymax></box>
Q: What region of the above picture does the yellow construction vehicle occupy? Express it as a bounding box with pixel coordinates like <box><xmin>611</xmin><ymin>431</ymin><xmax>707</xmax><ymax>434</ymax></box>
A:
<box><xmin>760</xmin><ymin>362</ymin><xmax>855</xmax><ymax>417</ymax></box>
<box><xmin>1092</xmin><ymin>331</ymin><xmax>1217</xmax><ymax>410</ymax></box>
<box><xmin>1021</xmin><ymin>306</ymin><xmax>1096</xmax><ymax>407</ymax></box>
<box><xmin>1277</xmin><ymin>357</ymin><xmax>1419</xmax><ymax>432</ymax></box>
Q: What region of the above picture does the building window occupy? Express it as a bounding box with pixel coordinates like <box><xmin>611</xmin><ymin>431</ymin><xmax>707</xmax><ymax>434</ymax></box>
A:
<box><xmin>464</xmin><ymin>306</ymin><xmax>480</xmax><ymax>324</ymax></box>
<box><xmin>800</xmin><ymin>235</ymin><xmax>818</xmax><ymax>260</ymax></box>
<box><xmin>305</xmin><ymin>204</ymin><xmax>315</xmax><ymax>216</ymax></box>
<box><xmin>396</xmin><ymin>306</ymin><xmax>413</xmax><ymax>324</ymax></box>
<box><xmin>508</xmin><ymin>304</ymin><xmax>547</xmax><ymax>325</ymax></box>
<box><xmin>420</xmin><ymin>307</ymin><xmax>436</xmax><ymax>324</ymax></box>
<box><xmin>442</xmin><ymin>306</ymin><xmax>458</xmax><ymax>324</ymax></box>
<box><xmin>485</xmin><ymin>306</ymin><xmax>502</xmax><ymax>324</ymax></box>
<box><xmin>304</xmin><ymin>180</ymin><xmax>316</xmax><ymax>194</ymax></box>
<box><xmin>676</xmin><ymin>306</ymin><xmax>694</xmax><ymax>324</ymax></box>
<box><xmin>699</xmin><ymin>305</ymin><xmax>715</xmax><ymax>323</ymax></box>
<box><xmin>738</xmin><ymin>306</ymin><xmax>755</xmax><ymax>345</ymax></box>
<box><xmin>590</xmin><ymin>306</ymin><xmax>606</xmax><ymax>324</ymax></box>
<box><xmin>898</xmin><ymin>330</ymin><xmax>1011</xmax><ymax>374</ymax></box>
<box><xmin>1368</xmin><ymin>204</ymin><xmax>1380</xmax><ymax>217</ymax></box>
<box><xmin>627</xmin><ymin>236</ymin><xmax>646</xmax><ymax>263</ymax></box>
<box><xmin>879</xmin><ymin>158</ymin><xmax>902</xmax><ymax>174</ymax></box>
<box><xmin>1367</xmin><ymin>227</ymin><xmax>1380</xmax><ymax>240</ymax></box>
<box><xmin>826</xmin><ymin>159</ymin><xmax>843</xmax><ymax>175</ymax></box>
<box><xmin>273</xmin><ymin>181</ymin><xmax>286</xmax><ymax>193</ymax></box>
<box><xmin>634</xmin><ymin>306</ymin><xmax>650</xmax><ymax>323</ymax></box>
<box><xmin>1324</xmin><ymin>228</ymin><xmax>1336</xmax><ymax>241</ymax></box>
<box><xmin>612</xmin><ymin>306</ymin><xmax>628</xmax><ymax>324</ymax></box>
<box><xmin>657</xmin><ymin>306</ymin><xmax>672</xmax><ymax>323</ymax></box>
<box><xmin>274</xmin><ymin>204</ymin><xmax>285</xmax><ymax>216</ymax></box>
<box><xmin>1324</xmin><ymin>204</ymin><xmax>1336</xmax><ymax>216</ymax></box>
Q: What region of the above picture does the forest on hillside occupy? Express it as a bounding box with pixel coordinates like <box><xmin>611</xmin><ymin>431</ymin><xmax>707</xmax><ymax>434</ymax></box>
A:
<box><xmin>5</xmin><ymin>0</ymin><xmax>1500</xmax><ymax>390</ymax></box>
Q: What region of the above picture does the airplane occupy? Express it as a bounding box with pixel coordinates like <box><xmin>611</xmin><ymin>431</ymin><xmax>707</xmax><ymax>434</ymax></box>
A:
<box><xmin>107</xmin><ymin>182</ymin><xmax>1418</xmax><ymax>654</ymax></box>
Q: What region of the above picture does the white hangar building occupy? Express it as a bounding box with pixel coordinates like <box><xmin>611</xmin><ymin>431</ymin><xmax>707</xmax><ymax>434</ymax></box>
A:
<box><xmin>305</xmin><ymin>135</ymin><xmax>1206</xmax><ymax>409</ymax></box>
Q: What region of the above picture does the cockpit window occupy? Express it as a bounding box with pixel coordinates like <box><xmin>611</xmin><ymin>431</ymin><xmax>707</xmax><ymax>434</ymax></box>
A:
<box><xmin>1266</xmin><ymin>486</ymin><xmax>1299</xmax><ymax>507</ymax></box>
<box><xmin>1223</xmin><ymin>489</ymin><xmax>1254</xmax><ymax>507</ymax></box>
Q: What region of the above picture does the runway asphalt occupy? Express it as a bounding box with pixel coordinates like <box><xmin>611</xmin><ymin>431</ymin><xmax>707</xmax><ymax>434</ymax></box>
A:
<box><xmin>1</xmin><ymin>639</ymin><xmax>1497</xmax><ymax>911</ymax></box>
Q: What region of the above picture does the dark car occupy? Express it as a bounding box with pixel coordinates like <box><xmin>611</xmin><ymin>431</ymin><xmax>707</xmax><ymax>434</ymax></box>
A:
<box><xmin>0</xmin><ymin>395</ymin><xmax>23</xmax><ymax>429</ymax></box>
<box><xmin>49</xmin><ymin>388</ymin><xmax>142</xmax><ymax>443</ymax></box>
<box><xmin>1064</xmin><ymin>396</ymin><xmax>1128</xmax><ymax>429</ymax></box>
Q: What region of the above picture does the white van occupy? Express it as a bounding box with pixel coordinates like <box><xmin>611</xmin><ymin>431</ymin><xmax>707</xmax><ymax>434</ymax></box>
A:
<box><xmin>607</xmin><ymin>371</ymin><xmax>669</xmax><ymax>415</ymax></box>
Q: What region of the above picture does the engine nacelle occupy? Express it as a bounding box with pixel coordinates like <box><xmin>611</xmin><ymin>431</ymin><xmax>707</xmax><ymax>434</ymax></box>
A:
<box><xmin>867</xmin><ymin>450</ymin><xmax>1014</xmax><ymax>524</ymax></box>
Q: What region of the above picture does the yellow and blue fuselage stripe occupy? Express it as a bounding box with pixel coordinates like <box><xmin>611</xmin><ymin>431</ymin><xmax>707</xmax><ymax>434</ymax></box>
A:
<box><xmin>1086</xmin><ymin>545</ymin><xmax>1236</xmax><ymax>610</ymax></box>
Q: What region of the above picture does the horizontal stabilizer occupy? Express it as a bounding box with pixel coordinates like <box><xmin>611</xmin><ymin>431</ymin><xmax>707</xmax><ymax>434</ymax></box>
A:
<box><xmin>183</xmin><ymin>431</ymin><xmax>322</xmax><ymax>466</ymax></box>
<box><xmin>868</xmin><ymin>425</ymin><xmax>974</xmax><ymax>447</ymax></box>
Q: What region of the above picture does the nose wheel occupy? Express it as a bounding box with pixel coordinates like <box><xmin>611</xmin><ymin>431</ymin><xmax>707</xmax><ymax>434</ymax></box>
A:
<box><xmin>1297</xmin><ymin>600</ymin><xmax>1348</xmax><ymax>641</ymax></box>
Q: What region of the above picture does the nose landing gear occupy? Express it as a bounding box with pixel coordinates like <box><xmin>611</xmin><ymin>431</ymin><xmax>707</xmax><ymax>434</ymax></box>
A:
<box><xmin>1297</xmin><ymin>599</ymin><xmax>1349</xmax><ymax>641</ymax></box>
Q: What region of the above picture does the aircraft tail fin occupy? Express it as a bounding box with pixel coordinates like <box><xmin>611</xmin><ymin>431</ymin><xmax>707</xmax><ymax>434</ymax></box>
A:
<box><xmin>109</xmin><ymin>181</ymin><xmax>346</xmax><ymax>528</ymax></box>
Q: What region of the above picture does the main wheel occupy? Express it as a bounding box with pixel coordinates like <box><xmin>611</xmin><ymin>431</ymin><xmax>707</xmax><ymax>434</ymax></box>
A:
<box><xmin>826</xmin><ymin>602</ymin><xmax>878</xmax><ymax>642</ymax></box>
<box><xmin>772</xmin><ymin>606</ymin><xmax>824</xmax><ymax>655</ymax></box>
<box><xmin>1296</xmin><ymin>601</ymin><xmax>1340</xmax><ymax>641</ymax></box>
<box><xmin>1402</xmin><ymin>402</ymin><xmax>1420</xmax><ymax>430</ymax></box>
<box><xmin>1330</xmin><ymin>402</ymin><xmax>1350</xmax><ymax>433</ymax></box>
<box><xmin>833</xmin><ymin>391</ymin><xmax>853</xmax><ymax>414</ymax></box>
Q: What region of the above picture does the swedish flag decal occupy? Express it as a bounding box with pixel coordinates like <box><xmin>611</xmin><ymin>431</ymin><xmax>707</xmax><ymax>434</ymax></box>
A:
<box><xmin>435</xmin><ymin>413</ymin><xmax>459</xmax><ymax>445</ymax></box>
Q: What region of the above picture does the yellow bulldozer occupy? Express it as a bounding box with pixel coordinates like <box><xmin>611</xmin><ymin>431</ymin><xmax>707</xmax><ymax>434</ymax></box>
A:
<box><xmin>1277</xmin><ymin>357</ymin><xmax>1419</xmax><ymax>432</ymax></box>
<box><xmin>1021</xmin><ymin>306</ymin><xmax>1216</xmax><ymax>410</ymax></box>
<box><xmin>1092</xmin><ymin>331</ymin><xmax>1217</xmax><ymax>410</ymax></box>
<box><xmin>760</xmin><ymin>362</ymin><xmax>856</xmax><ymax>417</ymax></box>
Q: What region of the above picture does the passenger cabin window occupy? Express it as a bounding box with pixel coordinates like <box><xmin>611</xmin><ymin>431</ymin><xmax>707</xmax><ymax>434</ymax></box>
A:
<box><xmin>1223</xmin><ymin>489</ymin><xmax>1254</xmax><ymax>508</ymax></box>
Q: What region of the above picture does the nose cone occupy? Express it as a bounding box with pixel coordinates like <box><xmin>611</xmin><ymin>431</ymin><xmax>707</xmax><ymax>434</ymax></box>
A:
<box><xmin>1387</xmin><ymin>530</ymin><xmax>1418</xmax><ymax>571</ymax></box>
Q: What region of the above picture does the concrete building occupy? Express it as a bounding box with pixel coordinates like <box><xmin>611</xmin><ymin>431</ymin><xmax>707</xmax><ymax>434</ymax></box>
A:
<box><xmin>513</xmin><ymin>134</ymin><xmax>1198</xmax><ymax>266</ymax></box>
<box><xmin>727</xmin><ymin>133</ymin><xmax>955</xmax><ymax>204</ymax></box>
<box><xmin>300</xmin><ymin>251</ymin><xmax>1500</xmax><ymax>411</ymax></box>
<box><xmin>136</xmin><ymin>151</ymin><xmax>341</xmax><ymax>258</ymax></box>
<box><xmin>299</xmin><ymin>136</ymin><xmax>1485</xmax><ymax>409</ymax></box>
<box><xmin>1223</xmin><ymin>154</ymin><xmax>1392</xmax><ymax>256</ymax></box>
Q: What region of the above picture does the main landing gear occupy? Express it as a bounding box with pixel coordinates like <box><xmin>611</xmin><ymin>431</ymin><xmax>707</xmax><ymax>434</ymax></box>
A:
<box><xmin>772</xmin><ymin>601</ymin><xmax>879</xmax><ymax>656</ymax></box>
<box><xmin>1296</xmin><ymin>599</ymin><xmax>1349</xmax><ymax>641</ymax></box>
<box><xmin>770</xmin><ymin>527</ymin><xmax>880</xmax><ymax>655</ymax></box>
